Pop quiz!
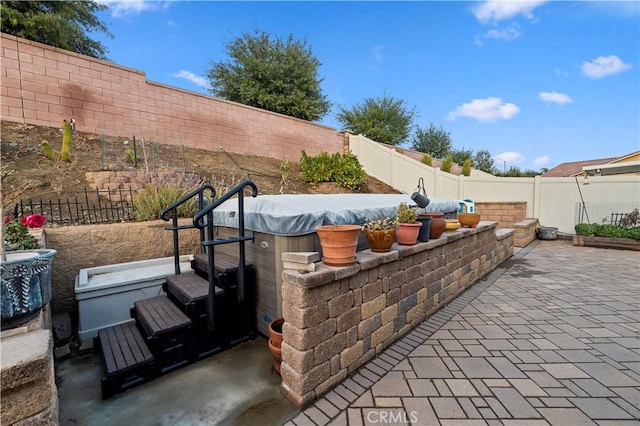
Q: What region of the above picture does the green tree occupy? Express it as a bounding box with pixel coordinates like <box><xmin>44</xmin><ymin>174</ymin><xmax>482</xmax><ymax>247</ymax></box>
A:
<box><xmin>450</xmin><ymin>147</ymin><xmax>474</xmax><ymax>166</ymax></box>
<box><xmin>411</xmin><ymin>123</ymin><xmax>452</xmax><ymax>158</ymax></box>
<box><xmin>207</xmin><ymin>30</ymin><xmax>330</xmax><ymax>122</ymax></box>
<box><xmin>336</xmin><ymin>92</ymin><xmax>416</xmax><ymax>146</ymax></box>
<box><xmin>473</xmin><ymin>149</ymin><xmax>497</xmax><ymax>174</ymax></box>
<box><xmin>0</xmin><ymin>1</ymin><xmax>111</xmax><ymax>60</ymax></box>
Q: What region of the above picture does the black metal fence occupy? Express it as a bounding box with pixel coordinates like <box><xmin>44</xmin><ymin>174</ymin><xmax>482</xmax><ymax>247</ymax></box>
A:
<box><xmin>11</xmin><ymin>188</ymin><xmax>136</xmax><ymax>225</ymax></box>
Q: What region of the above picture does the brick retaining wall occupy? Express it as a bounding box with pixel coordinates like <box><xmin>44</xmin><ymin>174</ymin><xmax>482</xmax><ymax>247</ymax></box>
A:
<box><xmin>279</xmin><ymin>222</ymin><xmax>513</xmax><ymax>408</ymax></box>
<box><xmin>474</xmin><ymin>202</ymin><xmax>526</xmax><ymax>229</ymax></box>
<box><xmin>1</xmin><ymin>33</ymin><xmax>344</xmax><ymax>162</ymax></box>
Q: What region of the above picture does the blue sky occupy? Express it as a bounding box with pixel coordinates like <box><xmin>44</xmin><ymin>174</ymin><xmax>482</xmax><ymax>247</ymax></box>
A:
<box><xmin>95</xmin><ymin>1</ymin><xmax>639</xmax><ymax>172</ymax></box>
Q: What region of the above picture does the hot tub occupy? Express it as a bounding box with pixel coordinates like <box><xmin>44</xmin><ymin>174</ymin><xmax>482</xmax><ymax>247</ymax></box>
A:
<box><xmin>210</xmin><ymin>194</ymin><xmax>460</xmax><ymax>336</ymax></box>
<box><xmin>74</xmin><ymin>255</ymin><xmax>193</xmax><ymax>342</ymax></box>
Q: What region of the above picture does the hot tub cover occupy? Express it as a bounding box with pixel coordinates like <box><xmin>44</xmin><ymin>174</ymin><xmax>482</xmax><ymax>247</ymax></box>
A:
<box><xmin>211</xmin><ymin>194</ymin><xmax>460</xmax><ymax>236</ymax></box>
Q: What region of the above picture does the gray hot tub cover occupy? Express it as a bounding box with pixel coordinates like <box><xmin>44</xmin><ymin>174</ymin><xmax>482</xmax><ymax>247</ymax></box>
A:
<box><xmin>211</xmin><ymin>194</ymin><xmax>460</xmax><ymax>236</ymax></box>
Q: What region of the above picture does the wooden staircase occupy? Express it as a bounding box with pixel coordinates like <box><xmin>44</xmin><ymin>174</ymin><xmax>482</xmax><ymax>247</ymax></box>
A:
<box><xmin>95</xmin><ymin>181</ymin><xmax>259</xmax><ymax>399</ymax></box>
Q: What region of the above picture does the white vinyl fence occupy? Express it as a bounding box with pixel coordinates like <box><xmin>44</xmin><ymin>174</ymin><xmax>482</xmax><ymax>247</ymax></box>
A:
<box><xmin>349</xmin><ymin>134</ymin><xmax>640</xmax><ymax>234</ymax></box>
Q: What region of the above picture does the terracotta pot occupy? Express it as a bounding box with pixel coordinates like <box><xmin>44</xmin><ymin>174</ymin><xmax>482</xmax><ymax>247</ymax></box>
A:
<box><xmin>364</xmin><ymin>229</ymin><xmax>396</xmax><ymax>252</ymax></box>
<box><xmin>316</xmin><ymin>224</ymin><xmax>361</xmax><ymax>266</ymax></box>
<box><xmin>267</xmin><ymin>317</ymin><xmax>284</xmax><ymax>374</ymax></box>
<box><xmin>421</xmin><ymin>212</ymin><xmax>446</xmax><ymax>239</ymax></box>
<box><xmin>416</xmin><ymin>215</ymin><xmax>432</xmax><ymax>242</ymax></box>
<box><xmin>396</xmin><ymin>222</ymin><xmax>422</xmax><ymax>245</ymax></box>
<box><xmin>458</xmin><ymin>213</ymin><xmax>481</xmax><ymax>228</ymax></box>
<box><xmin>268</xmin><ymin>338</ymin><xmax>282</xmax><ymax>375</ymax></box>
<box><xmin>268</xmin><ymin>317</ymin><xmax>284</xmax><ymax>349</ymax></box>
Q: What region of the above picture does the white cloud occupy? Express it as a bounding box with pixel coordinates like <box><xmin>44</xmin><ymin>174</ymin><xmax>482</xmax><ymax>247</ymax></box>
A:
<box><xmin>554</xmin><ymin>68</ymin><xmax>570</xmax><ymax>77</ymax></box>
<box><xmin>538</xmin><ymin>91</ymin><xmax>574</xmax><ymax>105</ymax></box>
<box><xmin>581</xmin><ymin>55</ymin><xmax>632</xmax><ymax>78</ymax></box>
<box><xmin>171</xmin><ymin>71</ymin><xmax>210</xmax><ymax>89</ymax></box>
<box><xmin>485</xmin><ymin>24</ymin><xmax>522</xmax><ymax>41</ymax></box>
<box><xmin>474</xmin><ymin>24</ymin><xmax>521</xmax><ymax>46</ymax></box>
<box><xmin>99</xmin><ymin>0</ymin><xmax>171</xmax><ymax>18</ymax></box>
<box><xmin>495</xmin><ymin>151</ymin><xmax>525</xmax><ymax>164</ymax></box>
<box><xmin>472</xmin><ymin>1</ymin><xmax>548</xmax><ymax>24</ymax></box>
<box><xmin>534</xmin><ymin>156</ymin><xmax>550</xmax><ymax>167</ymax></box>
<box><xmin>447</xmin><ymin>97</ymin><xmax>520</xmax><ymax>122</ymax></box>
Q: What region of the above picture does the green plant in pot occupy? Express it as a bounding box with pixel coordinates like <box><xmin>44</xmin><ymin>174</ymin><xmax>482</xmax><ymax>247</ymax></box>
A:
<box><xmin>362</xmin><ymin>217</ymin><xmax>398</xmax><ymax>252</ymax></box>
<box><xmin>396</xmin><ymin>202</ymin><xmax>421</xmax><ymax>245</ymax></box>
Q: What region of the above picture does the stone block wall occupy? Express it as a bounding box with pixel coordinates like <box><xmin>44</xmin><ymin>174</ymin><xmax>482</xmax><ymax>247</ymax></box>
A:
<box><xmin>474</xmin><ymin>202</ymin><xmax>526</xmax><ymax>229</ymax></box>
<box><xmin>84</xmin><ymin>170</ymin><xmax>141</xmax><ymax>201</ymax></box>
<box><xmin>279</xmin><ymin>222</ymin><xmax>514</xmax><ymax>408</ymax></box>
<box><xmin>44</xmin><ymin>219</ymin><xmax>201</xmax><ymax>314</ymax></box>
<box><xmin>1</xmin><ymin>317</ymin><xmax>58</xmax><ymax>425</ymax></box>
<box><xmin>513</xmin><ymin>218</ymin><xmax>538</xmax><ymax>247</ymax></box>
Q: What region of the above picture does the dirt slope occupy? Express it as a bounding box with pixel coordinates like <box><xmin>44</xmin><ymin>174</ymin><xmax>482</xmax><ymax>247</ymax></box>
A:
<box><xmin>1</xmin><ymin>121</ymin><xmax>399</xmax><ymax>212</ymax></box>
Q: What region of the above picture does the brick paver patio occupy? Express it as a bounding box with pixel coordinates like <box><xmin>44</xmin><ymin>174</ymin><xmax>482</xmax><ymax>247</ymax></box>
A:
<box><xmin>287</xmin><ymin>240</ymin><xmax>640</xmax><ymax>425</ymax></box>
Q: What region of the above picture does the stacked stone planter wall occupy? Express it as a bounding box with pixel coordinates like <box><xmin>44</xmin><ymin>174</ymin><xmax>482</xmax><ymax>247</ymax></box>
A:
<box><xmin>279</xmin><ymin>221</ymin><xmax>514</xmax><ymax>408</ymax></box>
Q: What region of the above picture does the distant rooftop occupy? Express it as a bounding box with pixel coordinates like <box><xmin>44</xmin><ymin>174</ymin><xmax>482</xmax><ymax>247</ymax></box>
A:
<box><xmin>542</xmin><ymin>157</ymin><xmax>620</xmax><ymax>177</ymax></box>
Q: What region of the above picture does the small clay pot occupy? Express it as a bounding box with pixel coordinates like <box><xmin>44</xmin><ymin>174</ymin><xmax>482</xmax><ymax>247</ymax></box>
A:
<box><xmin>268</xmin><ymin>317</ymin><xmax>284</xmax><ymax>349</ymax></box>
<box><xmin>458</xmin><ymin>213</ymin><xmax>481</xmax><ymax>228</ymax></box>
<box><xmin>365</xmin><ymin>229</ymin><xmax>396</xmax><ymax>252</ymax></box>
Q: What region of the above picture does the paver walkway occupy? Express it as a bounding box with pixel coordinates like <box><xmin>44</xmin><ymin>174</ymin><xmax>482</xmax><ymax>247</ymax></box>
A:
<box><xmin>286</xmin><ymin>241</ymin><xmax>640</xmax><ymax>425</ymax></box>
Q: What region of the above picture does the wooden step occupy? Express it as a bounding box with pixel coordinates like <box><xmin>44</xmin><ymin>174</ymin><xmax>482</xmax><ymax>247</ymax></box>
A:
<box><xmin>165</xmin><ymin>273</ymin><xmax>223</xmax><ymax>307</ymax></box>
<box><xmin>192</xmin><ymin>251</ymin><xmax>250</xmax><ymax>275</ymax></box>
<box><xmin>134</xmin><ymin>296</ymin><xmax>195</xmax><ymax>373</ymax></box>
<box><xmin>135</xmin><ymin>295</ymin><xmax>192</xmax><ymax>337</ymax></box>
<box><xmin>96</xmin><ymin>321</ymin><xmax>155</xmax><ymax>399</ymax></box>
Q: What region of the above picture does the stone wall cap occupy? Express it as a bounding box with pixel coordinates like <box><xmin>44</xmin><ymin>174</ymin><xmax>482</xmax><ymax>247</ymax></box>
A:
<box><xmin>513</xmin><ymin>218</ymin><xmax>539</xmax><ymax>228</ymax></box>
<box><xmin>496</xmin><ymin>228</ymin><xmax>515</xmax><ymax>240</ymax></box>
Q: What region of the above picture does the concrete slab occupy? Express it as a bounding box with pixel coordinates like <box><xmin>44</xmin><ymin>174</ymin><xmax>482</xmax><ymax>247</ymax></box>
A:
<box><xmin>56</xmin><ymin>336</ymin><xmax>297</xmax><ymax>425</ymax></box>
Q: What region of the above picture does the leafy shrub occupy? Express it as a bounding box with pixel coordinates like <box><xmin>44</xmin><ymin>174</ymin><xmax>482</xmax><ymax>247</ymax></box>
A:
<box><xmin>421</xmin><ymin>153</ymin><xmax>432</xmax><ymax>167</ymax></box>
<box><xmin>462</xmin><ymin>159</ymin><xmax>472</xmax><ymax>176</ymax></box>
<box><xmin>441</xmin><ymin>154</ymin><xmax>453</xmax><ymax>173</ymax></box>
<box><xmin>396</xmin><ymin>202</ymin><xmax>417</xmax><ymax>223</ymax></box>
<box><xmin>132</xmin><ymin>171</ymin><xmax>205</xmax><ymax>221</ymax></box>
<box><xmin>575</xmin><ymin>223</ymin><xmax>640</xmax><ymax>241</ymax></box>
<box><xmin>299</xmin><ymin>150</ymin><xmax>367</xmax><ymax>190</ymax></box>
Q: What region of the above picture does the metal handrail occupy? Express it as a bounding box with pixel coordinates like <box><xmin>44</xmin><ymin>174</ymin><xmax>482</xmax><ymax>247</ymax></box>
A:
<box><xmin>160</xmin><ymin>184</ymin><xmax>217</xmax><ymax>275</ymax></box>
<box><xmin>192</xmin><ymin>180</ymin><xmax>258</xmax><ymax>332</ymax></box>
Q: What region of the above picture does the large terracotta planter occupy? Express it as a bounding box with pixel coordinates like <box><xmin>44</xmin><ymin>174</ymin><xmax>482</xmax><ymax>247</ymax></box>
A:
<box><xmin>396</xmin><ymin>222</ymin><xmax>421</xmax><ymax>245</ymax></box>
<box><xmin>421</xmin><ymin>212</ymin><xmax>446</xmax><ymax>239</ymax></box>
<box><xmin>364</xmin><ymin>229</ymin><xmax>396</xmax><ymax>252</ymax></box>
<box><xmin>1</xmin><ymin>249</ymin><xmax>57</xmax><ymax>329</ymax></box>
<box><xmin>316</xmin><ymin>224</ymin><xmax>361</xmax><ymax>266</ymax></box>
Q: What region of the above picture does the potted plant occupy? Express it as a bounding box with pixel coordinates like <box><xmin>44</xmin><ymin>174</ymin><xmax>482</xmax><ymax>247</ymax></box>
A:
<box><xmin>396</xmin><ymin>202</ymin><xmax>421</xmax><ymax>245</ymax></box>
<box><xmin>315</xmin><ymin>224</ymin><xmax>361</xmax><ymax>266</ymax></box>
<box><xmin>1</xmin><ymin>213</ymin><xmax>57</xmax><ymax>329</ymax></box>
<box><xmin>362</xmin><ymin>217</ymin><xmax>398</xmax><ymax>252</ymax></box>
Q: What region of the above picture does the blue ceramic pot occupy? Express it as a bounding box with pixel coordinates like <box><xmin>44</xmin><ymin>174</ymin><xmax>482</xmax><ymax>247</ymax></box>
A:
<box><xmin>1</xmin><ymin>249</ymin><xmax>57</xmax><ymax>328</ymax></box>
